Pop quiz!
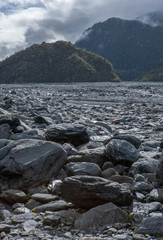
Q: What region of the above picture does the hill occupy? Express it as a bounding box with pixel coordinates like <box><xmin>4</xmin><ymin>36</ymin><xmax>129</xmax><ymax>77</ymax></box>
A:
<box><xmin>0</xmin><ymin>41</ymin><xmax>120</xmax><ymax>83</ymax></box>
<box><xmin>75</xmin><ymin>17</ymin><xmax>163</xmax><ymax>81</ymax></box>
<box><xmin>140</xmin><ymin>67</ymin><xmax>163</xmax><ymax>82</ymax></box>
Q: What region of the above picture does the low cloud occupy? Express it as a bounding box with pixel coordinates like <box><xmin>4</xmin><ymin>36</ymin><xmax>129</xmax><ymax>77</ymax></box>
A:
<box><xmin>0</xmin><ymin>0</ymin><xmax>163</xmax><ymax>60</ymax></box>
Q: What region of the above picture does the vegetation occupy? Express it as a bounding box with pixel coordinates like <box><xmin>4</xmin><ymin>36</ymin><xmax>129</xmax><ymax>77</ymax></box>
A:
<box><xmin>0</xmin><ymin>41</ymin><xmax>120</xmax><ymax>83</ymax></box>
<box><xmin>140</xmin><ymin>67</ymin><xmax>163</xmax><ymax>82</ymax></box>
<box><xmin>75</xmin><ymin>18</ymin><xmax>163</xmax><ymax>81</ymax></box>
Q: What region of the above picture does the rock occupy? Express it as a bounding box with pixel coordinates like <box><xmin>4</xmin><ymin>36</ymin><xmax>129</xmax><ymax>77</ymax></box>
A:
<box><xmin>45</xmin><ymin>124</ymin><xmax>90</xmax><ymax>147</ymax></box>
<box><xmin>43</xmin><ymin>215</ymin><xmax>61</xmax><ymax>226</ymax></box>
<box><xmin>74</xmin><ymin>202</ymin><xmax>128</xmax><ymax>230</ymax></box>
<box><xmin>9</xmin><ymin>133</ymin><xmax>45</xmax><ymax>141</ymax></box>
<box><xmin>0</xmin><ymin>224</ymin><xmax>11</xmax><ymax>233</ymax></box>
<box><xmin>129</xmin><ymin>212</ymin><xmax>143</xmax><ymax>227</ymax></box>
<box><xmin>62</xmin><ymin>143</ymin><xmax>78</xmax><ymax>156</ymax></box>
<box><xmin>102</xmin><ymin>161</ymin><xmax>114</xmax><ymax>170</ymax></box>
<box><xmin>0</xmin><ymin>209</ymin><xmax>12</xmax><ymax>220</ymax></box>
<box><xmin>68</xmin><ymin>147</ymin><xmax>107</xmax><ymax>167</ymax></box>
<box><xmin>47</xmin><ymin>180</ymin><xmax>62</xmax><ymax>195</ymax></box>
<box><xmin>140</xmin><ymin>141</ymin><xmax>160</xmax><ymax>151</ymax></box>
<box><xmin>60</xmin><ymin>176</ymin><xmax>133</xmax><ymax>209</ymax></box>
<box><xmin>137</xmin><ymin>216</ymin><xmax>163</xmax><ymax>235</ymax></box>
<box><xmin>101</xmin><ymin>168</ymin><xmax>118</xmax><ymax>179</ymax></box>
<box><xmin>33</xmin><ymin>200</ymin><xmax>74</xmax><ymax>212</ymax></box>
<box><xmin>110</xmin><ymin>175</ymin><xmax>133</xmax><ymax>184</ymax></box>
<box><xmin>31</xmin><ymin>193</ymin><xmax>59</xmax><ymax>203</ymax></box>
<box><xmin>147</xmin><ymin>188</ymin><xmax>163</xmax><ymax>203</ymax></box>
<box><xmin>156</xmin><ymin>152</ymin><xmax>163</xmax><ymax>186</ymax></box>
<box><xmin>130</xmin><ymin>181</ymin><xmax>153</xmax><ymax>193</ymax></box>
<box><xmin>34</xmin><ymin>115</ymin><xmax>52</xmax><ymax>125</ymax></box>
<box><xmin>129</xmin><ymin>158</ymin><xmax>159</xmax><ymax>176</ymax></box>
<box><xmin>111</xmin><ymin>135</ymin><xmax>141</xmax><ymax>149</ymax></box>
<box><xmin>0</xmin><ymin>117</ymin><xmax>21</xmax><ymax>133</ymax></box>
<box><xmin>12</xmin><ymin>213</ymin><xmax>36</xmax><ymax>223</ymax></box>
<box><xmin>105</xmin><ymin>139</ymin><xmax>140</xmax><ymax>167</ymax></box>
<box><xmin>64</xmin><ymin>162</ymin><xmax>101</xmax><ymax>177</ymax></box>
<box><xmin>0</xmin><ymin>139</ymin><xmax>67</xmax><ymax>189</ymax></box>
<box><xmin>0</xmin><ymin>124</ymin><xmax>10</xmax><ymax>139</ymax></box>
<box><xmin>0</xmin><ymin>189</ymin><xmax>28</xmax><ymax>204</ymax></box>
<box><xmin>22</xmin><ymin>220</ymin><xmax>38</xmax><ymax>232</ymax></box>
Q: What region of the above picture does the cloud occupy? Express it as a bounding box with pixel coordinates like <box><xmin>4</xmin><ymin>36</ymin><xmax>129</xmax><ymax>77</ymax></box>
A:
<box><xmin>0</xmin><ymin>0</ymin><xmax>163</xmax><ymax>60</ymax></box>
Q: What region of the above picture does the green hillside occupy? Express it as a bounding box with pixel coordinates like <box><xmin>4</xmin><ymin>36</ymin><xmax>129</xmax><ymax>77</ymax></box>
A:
<box><xmin>0</xmin><ymin>41</ymin><xmax>120</xmax><ymax>83</ymax></box>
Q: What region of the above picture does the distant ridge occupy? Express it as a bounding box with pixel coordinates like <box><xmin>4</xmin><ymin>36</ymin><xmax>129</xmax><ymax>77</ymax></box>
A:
<box><xmin>75</xmin><ymin>17</ymin><xmax>163</xmax><ymax>81</ymax></box>
<box><xmin>0</xmin><ymin>41</ymin><xmax>120</xmax><ymax>83</ymax></box>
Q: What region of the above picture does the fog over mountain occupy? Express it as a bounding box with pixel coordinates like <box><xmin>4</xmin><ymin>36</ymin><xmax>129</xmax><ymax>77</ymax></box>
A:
<box><xmin>0</xmin><ymin>0</ymin><xmax>163</xmax><ymax>60</ymax></box>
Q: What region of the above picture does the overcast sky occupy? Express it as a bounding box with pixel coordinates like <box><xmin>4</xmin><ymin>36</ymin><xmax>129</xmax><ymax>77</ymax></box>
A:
<box><xmin>0</xmin><ymin>0</ymin><xmax>163</xmax><ymax>60</ymax></box>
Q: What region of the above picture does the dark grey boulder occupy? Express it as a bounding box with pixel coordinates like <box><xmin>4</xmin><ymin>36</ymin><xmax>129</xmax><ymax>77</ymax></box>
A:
<box><xmin>0</xmin><ymin>189</ymin><xmax>28</xmax><ymax>204</ymax></box>
<box><xmin>64</xmin><ymin>162</ymin><xmax>101</xmax><ymax>177</ymax></box>
<box><xmin>105</xmin><ymin>139</ymin><xmax>140</xmax><ymax>166</ymax></box>
<box><xmin>45</xmin><ymin>124</ymin><xmax>90</xmax><ymax>147</ymax></box>
<box><xmin>0</xmin><ymin>124</ymin><xmax>10</xmax><ymax>139</ymax></box>
<box><xmin>74</xmin><ymin>202</ymin><xmax>128</xmax><ymax>230</ymax></box>
<box><xmin>156</xmin><ymin>152</ymin><xmax>163</xmax><ymax>186</ymax></box>
<box><xmin>111</xmin><ymin>135</ymin><xmax>141</xmax><ymax>149</ymax></box>
<box><xmin>137</xmin><ymin>216</ymin><xmax>163</xmax><ymax>235</ymax></box>
<box><xmin>129</xmin><ymin>158</ymin><xmax>159</xmax><ymax>176</ymax></box>
<box><xmin>60</xmin><ymin>175</ymin><xmax>133</xmax><ymax>209</ymax></box>
<box><xmin>130</xmin><ymin>181</ymin><xmax>153</xmax><ymax>193</ymax></box>
<box><xmin>101</xmin><ymin>168</ymin><xmax>118</xmax><ymax>179</ymax></box>
<box><xmin>0</xmin><ymin>139</ymin><xmax>67</xmax><ymax>189</ymax></box>
<box><xmin>67</xmin><ymin>147</ymin><xmax>107</xmax><ymax>167</ymax></box>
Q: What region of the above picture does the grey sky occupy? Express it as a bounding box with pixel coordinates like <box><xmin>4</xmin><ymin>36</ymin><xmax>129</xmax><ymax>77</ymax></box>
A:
<box><xmin>0</xmin><ymin>0</ymin><xmax>163</xmax><ymax>60</ymax></box>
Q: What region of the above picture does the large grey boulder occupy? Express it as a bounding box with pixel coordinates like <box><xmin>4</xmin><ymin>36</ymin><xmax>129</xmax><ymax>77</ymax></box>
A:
<box><xmin>64</xmin><ymin>162</ymin><xmax>101</xmax><ymax>177</ymax></box>
<box><xmin>60</xmin><ymin>175</ymin><xmax>133</xmax><ymax>209</ymax></box>
<box><xmin>105</xmin><ymin>139</ymin><xmax>140</xmax><ymax>167</ymax></box>
<box><xmin>45</xmin><ymin>124</ymin><xmax>90</xmax><ymax>147</ymax></box>
<box><xmin>74</xmin><ymin>202</ymin><xmax>128</xmax><ymax>230</ymax></box>
<box><xmin>0</xmin><ymin>139</ymin><xmax>67</xmax><ymax>189</ymax></box>
<box><xmin>156</xmin><ymin>152</ymin><xmax>163</xmax><ymax>186</ymax></box>
<box><xmin>129</xmin><ymin>158</ymin><xmax>159</xmax><ymax>176</ymax></box>
<box><xmin>137</xmin><ymin>216</ymin><xmax>163</xmax><ymax>235</ymax></box>
<box><xmin>111</xmin><ymin>135</ymin><xmax>141</xmax><ymax>149</ymax></box>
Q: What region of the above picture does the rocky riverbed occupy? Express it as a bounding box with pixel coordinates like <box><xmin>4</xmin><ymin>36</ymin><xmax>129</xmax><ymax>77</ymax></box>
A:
<box><xmin>0</xmin><ymin>82</ymin><xmax>163</xmax><ymax>240</ymax></box>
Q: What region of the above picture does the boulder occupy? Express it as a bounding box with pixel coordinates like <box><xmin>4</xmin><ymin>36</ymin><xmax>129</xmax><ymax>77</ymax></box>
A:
<box><xmin>0</xmin><ymin>139</ymin><xmax>67</xmax><ymax>189</ymax></box>
<box><xmin>156</xmin><ymin>152</ymin><xmax>163</xmax><ymax>185</ymax></box>
<box><xmin>64</xmin><ymin>162</ymin><xmax>101</xmax><ymax>177</ymax></box>
<box><xmin>45</xmin><ymin>124</ymin><xmax>90</xmax><ymax>147</ymax></box>
<box><xmin>0</xmin><ymin>117</ymin><xmax>21</xmax><ymax>133</ymax></box>
<box><xmin>111</xmin><ymin>135</ymin><xmax>141</xmax><ymax>149</ymax></box>
<box><xmin>60</xmin><ymin>176</ymin><xmax>133</xmax><ymax>209</ymax></box>
<box><xmin>105</xmin><ymin>139</ymin><xmax>140</xmax><ymax>167</ymax></box>
<box><xmin>0</xmin><ymin>189</ymin><xmax>28</xmax><ymax>204</ymax></box>
<box><xmin>0</xmin><ymin>124</ymin><xmax>10</xmax><ymax>139</ymax></box>
<box><xmin>137</xmin><ymin>216</ymin><xmax>163</xmax><ymax>235</ymax></box>
<box><xmin>129</xmin><ymin>158</ymin><xmax>159</xmax><ymax>176</ymax></box>
<box><xmin>74</xmin><ymin>202</ymin><xmax>128</xmax><ymax>230</ymax></box>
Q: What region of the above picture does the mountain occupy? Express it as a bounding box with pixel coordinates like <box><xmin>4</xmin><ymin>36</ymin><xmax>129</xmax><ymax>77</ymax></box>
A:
<box><xmin>75</xmin><ymin>17</ymin><xmax>163</xmax><ymax>81</ymax></box>
<box><xmin>137</xmin><ymin>11</ymin><xmax>163</xmax><ymax>27</ymax></box>
<box><xmin>0</xmin><ymin>41</ymin><xmax>120</xmax><ymax>83</ymax></box>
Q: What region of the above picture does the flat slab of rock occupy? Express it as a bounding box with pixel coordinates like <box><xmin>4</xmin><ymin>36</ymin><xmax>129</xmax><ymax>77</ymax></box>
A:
<box><xmin>45</xmin><ymin>123</ymin><xmax>90</xmax><ymax>147</ymax></box>
<box><xmin>31</xmin><ymin>193</ymin><xmax>59</xmax><ymax>203</ymax></box>
<box><xmin>64</xmin><ymin>162</ymin><xmax>101</xmax><ymax>176</ymax></box>
<box><xmin>105</xmin><ymin>139</ymin><xmax>140</xmax><ymax>166</ymax></box>
<box><xmin>60</xmin><ymin>176</ymin><xmax>133</xmax><ymax>209</ymax></box>
<box><xmin>12</xmin><ymin>213</ymin><xmax>36</xmax><ymax>223</ymax></box>
<box><xmin>33</xmin><ymin>200</ymin><xmax>74</xmax><ymax>212</ymax></box>
<box><xmin>0</xmin><ymin>139</ymin><xmax>67</xmax><ymax>189</ymax></box>
<box><xmin>74</xmin><ymin>202</ymin><xmax>128</xmax><ymax>230</ymax></box>
<box><xmin>137</xmin><ymin>216</ymin><xmax>163</xmax><ymax>235</ymax></box>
